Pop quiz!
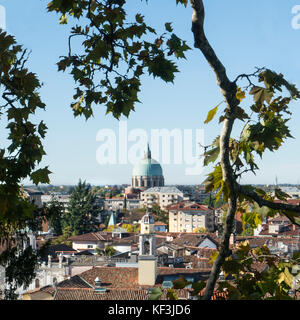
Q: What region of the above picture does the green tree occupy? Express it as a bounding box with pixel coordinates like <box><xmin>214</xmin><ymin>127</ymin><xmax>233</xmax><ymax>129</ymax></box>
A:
<box><xmin>63</xmin><ymin>179</ymin><xmax>100</xmax><ymax>235</ymax></box>
<box><xmin>238</xmin><ymin>228</ymin><xmax>253</xmax><ymax>237</ymax></box>
<box><xmin>46</xmin><ymin>1</ymin><xmax>300</xmax><ymax>299</ymax></box>
<box><xmin>151</xmin><ymin>204</ymin><xmax>168</xmax><ymax>224</ymax></box>
<box><xmin>47</xmin><ymin>197</ymin><xmax>65</xmax><ymax>236</ymax></box>
<box><xmin>0</xmin><ymin>29</ymin><xmax>54</xmax><ymax>299</ymax></box>
<box><xmin>51</xmin><ymin>226</ymin><xmax>74</xmax><ymax>246</ymax></box>
<box><xmin>203</xmin><ymin>194</ymin><xmax>224</xmax><ymax>208</ymax></box>
<box><xmin>2</xmin><ymin>0</ymin><xmax>300</xmax><ymax>300</ymax></box>
<box><xmin>210</xmin><ymin>241</ymin><xmax>300</xmax><ymax>300</ymax></box>
<box><xmin>104</xmin><ymin>245</ymin><xmax>116</xmax><ymax>257</ymax></box>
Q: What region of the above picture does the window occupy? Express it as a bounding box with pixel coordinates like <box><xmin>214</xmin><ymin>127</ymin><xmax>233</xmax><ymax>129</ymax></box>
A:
<box><xmin>87</xmin><ymin>244</ymin><xmax>93</xmax><ymax>249</ymax></box>
<box><xmin>35</xmin><ymin>279</ymin><xmax>40</xmax><ymax>289</ymax></box>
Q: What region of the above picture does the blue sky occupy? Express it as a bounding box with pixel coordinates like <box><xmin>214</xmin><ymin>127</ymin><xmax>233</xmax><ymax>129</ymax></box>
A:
<box><xmin>1</xmin><ymin>0</ymin><xmax>300</xmax><ymax>186</ymax></box>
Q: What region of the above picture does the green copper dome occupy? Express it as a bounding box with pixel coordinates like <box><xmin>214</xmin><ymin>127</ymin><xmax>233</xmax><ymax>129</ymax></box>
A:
<box><xmin>132</xmin><ymin>144</ymin><xmax>163</xmax><ymax>177</ymax></box>
<box><xmin>132</xmin><ymin>157</ymin><xmax>163</xmax><ymax>177</ymax></box>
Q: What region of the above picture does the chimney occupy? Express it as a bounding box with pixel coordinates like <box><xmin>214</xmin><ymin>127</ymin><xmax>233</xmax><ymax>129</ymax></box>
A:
<box><xmin>229</xmin><ymin>233</ymin><xmax>235</xmax><ymax>246</ymax></box>
<box><xmin>58</xmin><ymin>253</ymin><xmax>63</xmax><ymax>268</ymax></box>
<box><xmin>94</xmin><ymin>277</ymin><xmax>101</xmax><ymax>287</ymax></box>
<box><xmin>48</xmin><ymin>255</ymin><xmax>52</xmax><ymax>268</ymax></box>
<box><xmin>52</xmin><ymin>280</ymin><xmax>58</xmax><ymax>295</ymax></box>
<box><xmin>94</xmin><ymin>277</ymin><xmax>107</xmax><ymax>294</ymax></box>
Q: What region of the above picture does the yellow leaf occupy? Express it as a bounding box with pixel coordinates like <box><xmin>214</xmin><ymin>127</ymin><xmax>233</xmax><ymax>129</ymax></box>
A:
<box><xmin>209</xmin><ymin>250</ymin><xmax>219</xmax><ymax>264</ymax></box>
<box><xmin>236</xmin><ymin>87</ymin><xmax>246</xmax><ymax>102</ymax></box>
<box><xmin>204</xmin><ymin>102</ymin><xmax>223</xmax><ymax>124</ymax></box>
<box><xmin>284</xmin><ymin>267</ymin><xmax>294</xmax><ymax>287</ymax></box>
<box><xmin>278</xmin><ymin>272</ymin><xmax>285</xmax><ymax>284</ymax></box>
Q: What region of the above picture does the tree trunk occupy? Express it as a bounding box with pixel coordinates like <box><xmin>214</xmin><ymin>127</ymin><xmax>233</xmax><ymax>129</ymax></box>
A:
<box><xmin>190</xmin><ymin>0</ymin><xmax>239</xmax><ymax>300</ymax></box>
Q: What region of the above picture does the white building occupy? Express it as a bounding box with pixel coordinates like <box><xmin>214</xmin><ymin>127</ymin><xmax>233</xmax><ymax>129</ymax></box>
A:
<box><xmin>24</xmin><ymin>188</ymin><xmax>43</xmax><ymax>208</ymax></box>
<box><xmin>140</xmin><ymin>186</ymin><xmax>184</xmax><ymax>210</ymax></box>
<box><xmin>41</xmin><ymin>194</ymin><xmax>70</xmax><ymax>211</ymax></box>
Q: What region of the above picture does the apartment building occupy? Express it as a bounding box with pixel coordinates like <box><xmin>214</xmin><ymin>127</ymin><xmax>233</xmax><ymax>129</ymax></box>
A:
<box><xmin>140</xmin><ymin>186</ymin><xmax>184</xmax><ymax>210</ymax></box>
<box><xmin>167</xmin><ymin>201</ymin><xmax>215</xmax><ymax>233</ymax></box>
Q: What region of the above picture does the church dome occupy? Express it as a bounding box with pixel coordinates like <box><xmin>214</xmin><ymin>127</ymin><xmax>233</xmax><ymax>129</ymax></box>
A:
<box><xmin>132</xmin><ymin>157</ymin><xmax>163</xmax><ymax>177</ymax></box>
<box><xmin>131</xmin><ymin>144</ymin><xmax>164</xmax><ymax>189</ymax></box>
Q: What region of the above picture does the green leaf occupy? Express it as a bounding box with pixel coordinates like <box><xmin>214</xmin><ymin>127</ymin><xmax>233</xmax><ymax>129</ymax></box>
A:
<box><xmin>172</xmin><ymin>276</ymin><xmax>191</xmax><ymax>289</ymax></box>
<box><xmin>191</xmin><ymin>281</ymin><xmax>206</xmax><ymax>296</ymax></box>
<box><xmin>149</xmin><ymin>287</ymin><xmax>163</xmax><ymax>300</ymax></box>
<box><xmin>203</xmin><ymin>146</ymin><xmax>220</xmax><ymax>166</ymax></box>
<box><xmin>165</xmin><ymin>22</ymin><xmax>173</xmax><ymax>32</ymax></box>
<box><xmin>274</xmin><ymin>188</ymin><xmax>290</xmax><ymax>201</ymax></box>
<box><xmin>241</xmin><ymin>211</ymin><xmax>262</xmax><ymax>230</ymax></box>
<box><xmin>249</xmin><ymin>86</ymin><xmax>273</xmax><ymax>106</ymax></box>
<box><xmin>135</xmin><ymin>14</ymin><xmax>144</xmax><ymax>24</ymax></box>
<box><xmin>167</xmin><ymin>289</ymin><xmax>178</xmax><ymax>300</ymax></box>
<box><xmin>176</xmin><ymin>0</ymin><xmax>188</xmax><ymax>7</ymax></box>
<box><xmin>30</xmin><ymin>167</ymin><xmax>51</xmax><ymax>185</ymax></box>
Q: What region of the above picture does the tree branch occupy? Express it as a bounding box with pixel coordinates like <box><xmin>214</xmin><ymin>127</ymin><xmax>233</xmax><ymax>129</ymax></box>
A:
<box><xmin>237</xmin><ymin>183</ymin><xmax>300</xmax><ymax>227</ymax></box>
<box><xmin>190</xmin><ymin>0</ymin><xmax>239</xmax><ymax>300</ymax></box>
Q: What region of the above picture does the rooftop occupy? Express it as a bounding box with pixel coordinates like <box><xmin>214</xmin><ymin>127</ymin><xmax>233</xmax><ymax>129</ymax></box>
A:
<box><xmin>142</xmin><ymin>187</ymin><xmax>182</xmax><ymax>194</ymax></box>
<box><xmin>167</xmin><ymin>201</ymin><xmax>214</xmax><ymax>211</ymax></box>
<box><xmin>32</xmin><ymin>265</ymin><xmax>226</xmax><ymax>300</ymax></box>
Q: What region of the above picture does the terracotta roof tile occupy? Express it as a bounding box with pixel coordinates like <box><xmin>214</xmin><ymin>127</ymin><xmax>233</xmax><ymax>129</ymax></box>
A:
<box><xmin>167</xmin><ymin>201</ymin><xmax>214</xmax><ymax>212</ymax></box>
<box><xmin>53</xmin><ymin>287</ymin><xmax>191</xmax><ymax>300</ymax></box>
<box><xmin>68</xmin><ymin>232</ymin><xmax>114</xmax><ymax>242</ymax></box>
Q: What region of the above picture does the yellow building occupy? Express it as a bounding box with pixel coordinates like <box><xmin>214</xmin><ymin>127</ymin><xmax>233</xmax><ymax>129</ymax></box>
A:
<box><xmin>138</xmin><ymin>211</ymin><xmax>157</xmax><ymax>286</ymax></box>
<box><xmin>167</xmin><ymin>201</ymin><xmax>215</xmax><ymax>233</ymax></box>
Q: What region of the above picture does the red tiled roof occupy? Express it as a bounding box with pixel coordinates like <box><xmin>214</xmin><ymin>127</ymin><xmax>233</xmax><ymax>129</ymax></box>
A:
<box><xmin>61</xmin><ymin>266</ymin><xmax>209</xmax><ymax>290</ymax></box>
<box><xmin>269</xmin><ymin>214</ymin><xmax>291</xmax><ymax>223</ymax></box>
<box><xmin>154</xmin><ymin>221</ymin><xmax>167</xmax><ymax>226</ymax></box>
<box><xmin>34</xmin><ymin>266</ymin><xmax>227</xmax><ymax>300</ymax></box>
<box><xmin>171</xmin><ymin>233</ymin><xmax>219</xmax><ymax>248</ymax></box>
<box><xmin>68</xmin><ymin>232</ymin><xmax>114</xmax><ymax>242</ymax></box>
<box><xmin>58</xmin><ymin>275</ymin><xmax>91</xmax><ymax>289</ymax></box>
<box><xmin>274</xmin><ymin>199</ymin><xmax>300</xmax><ymax>206</ymax></box>
<box><xmin>235</xmin><ymin>235</ymin><xmax>300</xmax><ymax>247</ymax></box>
<box><xmin>167</xmin><ymin>201</ymin><xmax>213</xmax><ymax>211</ymax></box>
<box><xmin>105</xmin><ymin>197</ymin><xmax>125</xmax><ymax>200</ymax></box>
<box><xmin>111</xmin><ymin>234</ymin><xmax>139</xmax><ymax>245</ymax></box>
<box><xmin>53</xmin><ymin>287</ymin><xmax>191</xmax><ymax>300</ymax></box>
<box><xmin>53</xmin><ymin>286</ymin><xmax>228</xmax><ymax>300</ymax></box>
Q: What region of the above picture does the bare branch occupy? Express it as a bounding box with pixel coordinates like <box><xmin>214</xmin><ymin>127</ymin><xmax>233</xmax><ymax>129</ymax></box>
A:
<box><xmin>234</xmin><ymin>67</ymin><xmax>266</xmax><ymax>90</ymax></box>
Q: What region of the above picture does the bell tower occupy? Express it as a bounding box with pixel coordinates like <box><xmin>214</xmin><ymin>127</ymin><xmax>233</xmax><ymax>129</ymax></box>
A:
<box><xmin>138</xmin><ymin>211</ymin><xmax>157</xmax><ymax>286</ymax></box>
